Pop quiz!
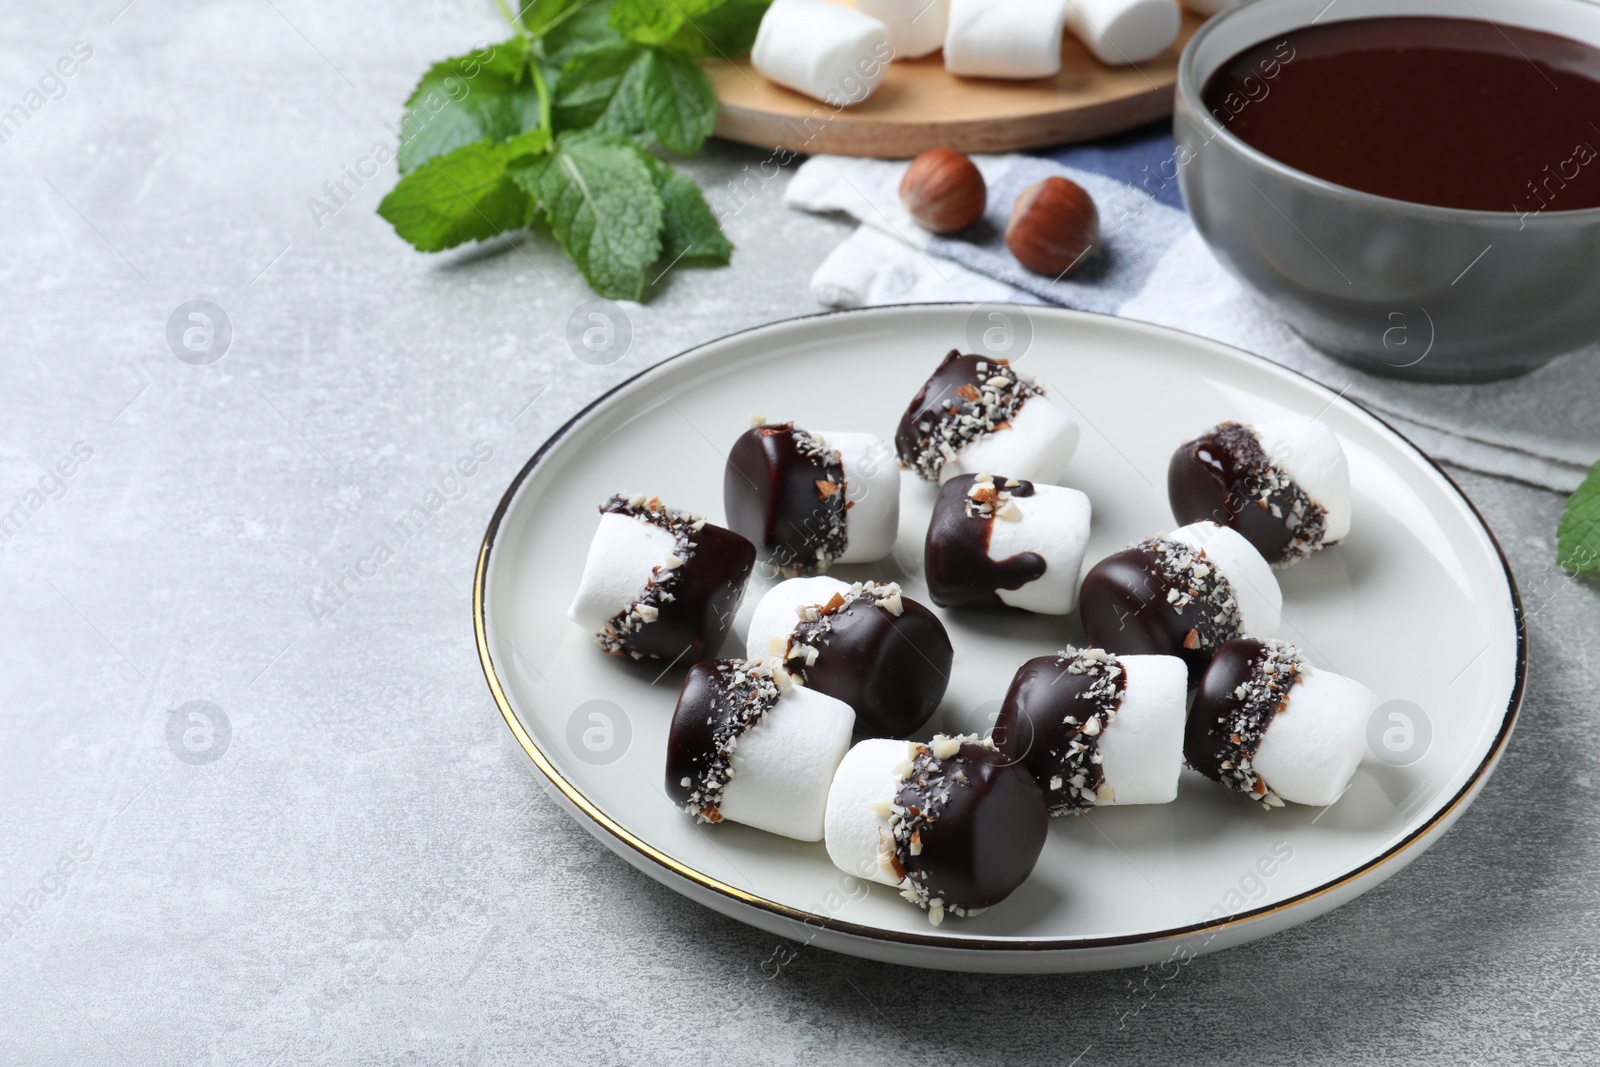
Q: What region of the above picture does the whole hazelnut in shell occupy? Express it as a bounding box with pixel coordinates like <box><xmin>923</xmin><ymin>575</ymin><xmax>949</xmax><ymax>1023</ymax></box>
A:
<box><xmin>899</xmin><ymin>149</ymin><xmax>987</xmax><ymax>234</ymax></box>
<box><xmin>1006</xmin><ymin>176</ymin><xmax>1099</xmax><ymax>278</ymax></box>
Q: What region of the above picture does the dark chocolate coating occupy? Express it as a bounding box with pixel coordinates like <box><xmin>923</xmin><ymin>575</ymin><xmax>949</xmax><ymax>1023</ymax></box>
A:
<box><xmin>724</xmin><ymin>424</ymin><xmax>843</xmax><ymax>573</ymax></box>
<box><xmin>796</xmin><ymin>595</ymin><xmax>953</xmax><ymax>738</ymax></box>
<box><xmin>664</xmin><ymin>660</ymin><xmax>734</xmax><ymax>808</ymax></box>
<box><xmin>1079</xmin><ymin>547</ymin><xmax>1213</xmax><ymax>675</ymax></box>
<box><xmin>993</xmin><ymin>655</ymin><xmax>1099</xmax><ymax>794</ymax></box>
<box><xmin>897</xmin><ymin>743</ymin><xmax>1047</xmax><ymax>911</ymax></box>
<box><xmin>895</xmin><ymin>350</ymin><xmax>981</xmax><ymax>467</ymax></box>
<box><xmin>1185</xmin><ymin>637</ymin><xmax>1266</xmax><ymax>783</ymax></box>
<box><xmin>1168</xmin><ymin>425</ymin><xmax>1294</xmax><ymax>564</ymax></box>
<box><xmin>626</xmin><ymin>521</ymin><xmax>756</xmax><ymax>662</ymax></box>
<box><xmin>924</xmin><ymin>475</ymin><xmax>1046</xmax><ymax>609</ymax></box>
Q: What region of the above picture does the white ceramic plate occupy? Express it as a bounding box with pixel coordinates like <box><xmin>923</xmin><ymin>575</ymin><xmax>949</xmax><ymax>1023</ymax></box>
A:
<box><xmin>475</xmin><ymin>305</ymin><xmax>1523</xmax><ymax>973</ymax></box>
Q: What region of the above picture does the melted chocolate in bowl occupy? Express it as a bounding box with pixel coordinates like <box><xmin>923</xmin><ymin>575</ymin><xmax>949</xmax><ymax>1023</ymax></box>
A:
<box><xmin>1203</xmin><ymin>16</ymin><xmax>1600</xmax><ymax>212</ymax></box>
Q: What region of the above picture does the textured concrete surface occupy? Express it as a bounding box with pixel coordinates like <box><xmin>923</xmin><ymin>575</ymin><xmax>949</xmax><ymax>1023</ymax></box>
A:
<box><xmin>2</xmin><ymin>2</ymin><xmax>1599</xmax><ymax>1064</ymax></box>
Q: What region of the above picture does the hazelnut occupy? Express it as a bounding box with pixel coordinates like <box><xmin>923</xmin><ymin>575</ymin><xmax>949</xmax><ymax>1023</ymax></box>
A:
<box><xmin>899</xmin><ymin>149</ymin><xmax>987</xmax><ymax>234</ymax></box>
<box><xmin>1005</xmin><ymin>176</ymin><xmax>1099</xmax><ymax>277</ymax></box>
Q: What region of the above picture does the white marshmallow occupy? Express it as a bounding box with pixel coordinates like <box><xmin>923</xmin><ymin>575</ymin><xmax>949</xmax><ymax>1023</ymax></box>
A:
<box><xmin>941</xmin><ymin>396</ymin><xmax>1080</xmax><ymax>486</ymax></box>
<box><xmin>944</xmin><ymin>0</ymin><xmax>1070</xmax><ymax>80</ymax></box>
<box><xmin>987</xmin><ymin>483</ymin><xmax>1093</xmax><ymax>614</ymax></box>
<box><xmin>1252</xmin><ymin>420</ymin><xmax>1353</xmax><ymax>544</ymax></box>
<box><xmin>858</xmin><ymin>0</ymin><xmax>949</xmax><ymax>59</ymax></box>
<box><xmin>1063</xmin><ymin>0</ymin><xmax>1181</xmax><ymax>67</ymax></box>
<box><xmin>1166</xmin><ymin>520</ymin><xmax>1282</xmax><ymax>637</ymax></box>
<box><xmin>718</xmin><ymin>683</ymin><xmax>856</xmax><ymax>841</ymax></box>
<box><xmin>752</xmin><ymin>0</ymin><xmax>892</xmax><ymax>106</ymax></box>
<box><xmin>823</xmin><ymin>738</ymin><xmax>908</xmax><ymax>886</ymax></box>
<box><xmin>745</xmin><ymin>575</ymin><xmax>851</xmax><ymax>663</ymax></box>
<box><xmin>1095</xmin><ymin>653</ymin><xmax>1188</xmax><ymax>805</ymax></box>
<box><xmin>1254</xmin><ymin>665</ymin><xmax>1377</xmax><ymax>807</ymax></box>
<box><xmin>568</xmin><ymin>512</ymin><xmax>675</xmax><ymax>633</ymax></box>
<box><xmin>815</xmin><ymin>430</ymin><xmax>900</xmax><ymax>564</ymax></box>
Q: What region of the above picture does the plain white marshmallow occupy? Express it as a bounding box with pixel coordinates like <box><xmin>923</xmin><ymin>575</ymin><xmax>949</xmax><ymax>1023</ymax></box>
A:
<box><xmin>568</xmin><ymin>511</ymin><xmax>676</xmax><ymax>633</ymax></box>
<box><xmin>1252</xmin><ymin>420</ymin><xmax>1353</xmax><ymax>544</ymax></box>
<box><xmin>944</xmin><ymin>0</ymin><xmax>1070</xmax><ymax>80</ymax></box>
<box><xmin>752</xmin><ymin>0</ymin><xmax>892</xmax><ymax>106</ymax></box>
<box><xmin>1253</xmin><ymin>665</ymin><xmax>1378</xmax><ymax>807</ymax></box>
<box><xmin>1094</xmin><ymin>653</ymin><xmax>1188</xmax><ymax>805</ymax></box>
<box><xmin>857</xmin><ymin>0</ymin><xmax>949</xmax><ymax>59</ymax></box>
<box><xmin>1063</xmin><ymin>0</ymin><xmax>1180</xmax><ymax>66</ymax></box>
<box><xmin>823</xmin><ymin>738</ymin><xmax>909</xmax><ymax>886</ymax></box>
<box><xmin>814</xmin><ymin>430</ymin><xmax>900</xmax><ymax>564</ymax></box>
<box><xmin>718</xmin><ymin>683</ymin><xmax>856</xmax><ymax>841</ymax></box>
<box><xmin>940</xmin><ymin>396</ymin><xmax>1081</xmax><ymax>486</ymax></box>
<box><xmin>1166</xmin><ymin>520</ymin><xmax>1282</xmax><ymax>637</ymax></box>
<box><xmin>986</xmin><ymin>482</ymin><xmax>1093</xmax><ymax>614</ymax></box>
<box><xmin>745</xmin><ymin>575</ymin><xmax>851</xmax><ymax>663</ymax></box>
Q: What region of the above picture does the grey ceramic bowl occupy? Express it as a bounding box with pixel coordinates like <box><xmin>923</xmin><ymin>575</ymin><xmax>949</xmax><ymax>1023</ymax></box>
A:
<box><xmin>1175</xmin><ymin>0</ymin><xmax>1600</xmax><ymax>381</ymax></box>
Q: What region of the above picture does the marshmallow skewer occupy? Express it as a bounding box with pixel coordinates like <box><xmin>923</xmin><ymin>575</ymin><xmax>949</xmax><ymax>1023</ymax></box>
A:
<box><xmin>568</xmin><ymin>495</ymin><xmax>756</xmax><ymax>661</ymax></box>
<box><xmin>1169</xmin><ymin>419</ymin><xmax>1352</xmax><ymax>566</ymax></box>
<box><xmin>1062</xmin><ymin>0</ymin><xmax>1181</xmax><ymax>67</ymax></box>
<box><xmin>993</xmin><ymin>647</ymin><xmax>1188</xmax><ymax>813</ymax></box>
<box><xmin>746</xmin><ymin>576</ymin><xmax>953</xmax><ymax>738</ymax></box>
<box><xmin>924</xmin><ymin>473</ymin><xmax>1092</xmax><ymax>614</ymax></box>
<box><xmin>752</xmin><ymin>0</ymin><xmax>892</xmax><ymax>106</ymax></box>
<box><xmin>1079</xmin><ymin>519</ymin><xmax>1282</xmax><ymax>673</ymax></box>
<box><xmin>858</xmin><ymin>0</ymin><xmax>949</xmax><ymax>59</ymax></box>
<box><xmin>666</xmin><ymin>659</ymin><xmax>855</xmax><ymax>840</ymax></box>
<box><xmin>943</xmin><ymin>0</ymin><xmax>1071</xmax><ymax>80</ymax></box>
<box><xmin>1186</xmin><ymin>638</ymin><xmax>1378</xmax><ymax>808</ymax></box>
<box><xmin>824</xmin><ymin>734</ymin><xmax>1047</xmax><ymax>924</ymax></box>
<box><xmin>895</xmin><ymin>350</ymin><xmax>1080</xmax><ymax>486</ymax></box>
<box><xmin>724</xmin><ymin>421</ymin><xmax>900</xmax><ymax>577</ymax></box>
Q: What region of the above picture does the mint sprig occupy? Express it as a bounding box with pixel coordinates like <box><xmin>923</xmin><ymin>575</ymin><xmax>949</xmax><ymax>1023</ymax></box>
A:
<box><xmin>377</xmin><ymin>0</ymin><xmax>767</xmax><ymax>299</ymax></box>
<box><xmin>1558</xmin><ymin>460</ymin><xmax>1600</xmax><ymax>573</ymax></box>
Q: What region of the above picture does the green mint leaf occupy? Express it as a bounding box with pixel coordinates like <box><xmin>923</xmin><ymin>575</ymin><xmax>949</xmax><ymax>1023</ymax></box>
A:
<box><xmin>395</xmin><ymin>39</ymin><xmax>540</xmax><ymax>175</ymax></box>
<box><xmin>1558</xmin><ymin>460</ymin><xmax>1600</xmax><ymax>573</ymax></box>
<box><xmin>379</xmin><ymin>130</ymin><xmax>549</xmax><ymax>252</ymax></box>
<box><xmin>639</xmin><ymin>49</ymin><xmax>717</xmax><ymax>155</ymax></box>
<box><xmin>539</xmin><ymin>1</ymin><xmax>621</xmax><ymax>68</ymax></box>
<box><xmin>552</xmin><ymin>40</ymin><xmax>650</xmax><ymax>141</ymax></box>
<box><xmin>667</xmin><ymin>0</ymin><xmax>771</xmax><ymax>57</ymax></box>
<box><xmin>639</xmin><ymin>154</ymin><xmax>731</xmax><ymax>265</ymax></box>
<box><xmin>609</xmin><ymin>0</ymin><xmax>770</xmax><ymax>58</ymax></box>
<box><xmin>515</xmin><ymin>132</ymin><xmax>663</xmax><ymax>300</ymax></box>
<box><xmin>518</xmin><ymin>0</ymin><xmax>590</xmax><ymax>36</ymax></box>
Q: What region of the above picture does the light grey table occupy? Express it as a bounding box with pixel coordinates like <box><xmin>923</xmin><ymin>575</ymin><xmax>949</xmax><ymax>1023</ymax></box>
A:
<box><xmin>3</xmin><ymin>3</ymin><xmax>1597</xmax><ymax>1064</ymax></box>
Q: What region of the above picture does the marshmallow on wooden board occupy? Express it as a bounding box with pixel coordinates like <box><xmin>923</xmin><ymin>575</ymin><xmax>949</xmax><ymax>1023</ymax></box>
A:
<box><xmin>1078</xmin><ymin>520</ymin><xmax>1282</xmax><ymax>673</ymax></box>
<box><xmin>994</xmin><ymin>647</ymin><xmax>1188</xmax><ymax>813</ymax></box>
<box><xmin>895</xmin><ymin>350</ymin><xmax>1080</xmax><ymax>486</ymax></box>
<box><xmin>858</xmin><ymin>0</ymin><xmax>949</xmax><ymax>59</ymax></box>
<box><xmin>1187</xmin><ymin>638</ymin><xmax>1378</xmax><ymax>808</ymax></box>
<box><xmin>752</xmin><ymin>0</ymin><xmax>892</xmax><ymax>106</ymax></box>
<box><xmin>724</xmin><ymin>421</ymin><xmax>899</xmax><ymax>576</ymax></box>
<box><xmin>1062</xmin><ymin>0</ymin><xmax>1181</xmax><ymax>67</ymax></box>
<box><xmin>823</xmin><ymin>734</ymin><xmax>1048</xmax><ymax>923</ymax></box>
<box><xmin>666</xmin><ymin>660</ymin><xmax>855</xmax><ymax>840</ymax></box>
<box><xmin>924</xmin><ymin>474</ymin><xmax>1092</xmax><ymax>614</ymax></box>
<box><xmin>944</xmin><ymin>0</ymin><xmax>1070</xmax><ymax>80</ymax></box>
<box><xmin>568</xmin><ymin>494</ymin><xmax>756</xmax><ymax>661</ymax></box>
<box><xmin>1168</xmin><ymin>419</ymin><xmax>1352</xmax><ymax>565</ymax></box>
<box><xmin>745</xmin><ymin>576</ymin><xmax>953</xmax><ymax>738</ymax></box>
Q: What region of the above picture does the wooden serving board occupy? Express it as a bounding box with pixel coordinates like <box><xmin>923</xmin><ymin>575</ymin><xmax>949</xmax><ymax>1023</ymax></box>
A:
<box><xmin>707</xmin><ymin>10</ymin><xmax>1203</xmax><ymax>158</ymax></box>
